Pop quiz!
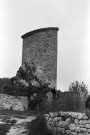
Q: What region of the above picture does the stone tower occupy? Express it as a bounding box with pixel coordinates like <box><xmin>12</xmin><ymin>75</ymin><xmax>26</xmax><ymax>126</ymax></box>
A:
<box><xmin>21</xmin><ymin>27</ymin><xmax>59</xmax><ymax>88</ymax></box>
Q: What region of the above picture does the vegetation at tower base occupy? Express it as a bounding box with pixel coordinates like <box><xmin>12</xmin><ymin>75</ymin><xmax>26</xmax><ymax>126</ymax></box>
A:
<box><xmin>0</xmin><ymin>64</ymin><xmax>89</xmax><ymax>112</ymax></box>
<box><xmin>0</xmin><ymin>62</ymin><xmax>55</xmax><ymax>111</ymax></box>
<box><xmin>27</xmin><ymin>112</ymin><xmax>55</xmax><ymax>135</ymax></box>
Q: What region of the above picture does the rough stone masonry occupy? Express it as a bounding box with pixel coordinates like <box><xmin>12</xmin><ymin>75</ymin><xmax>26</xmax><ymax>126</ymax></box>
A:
<box><xmin>44</xmin><ymin>111</ymin><xmax>90</xmax><ymax>135</ymax></box>
<box><xmin>21</xmin><ymin>27</ymin><xmax>59</xmax><ymax>88</ymax></box>
<box><xmin>0</xmin><ymin>94</ymin><xmax>28</xmax><ymax>111</ymax></box>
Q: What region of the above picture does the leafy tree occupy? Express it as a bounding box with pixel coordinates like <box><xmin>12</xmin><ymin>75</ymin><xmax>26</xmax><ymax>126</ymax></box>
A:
<box><xmin>16</xmin><ymin>62</ymin><xmax>52</xmax><ymax>110</ymax></box>
<box><xmin>16</xmin><ymin>62</ymin><xmax>36</xmax><ymax>82</ymax></box>
<box><xmin>69</xmin><ymin>81</ymin><xmax>88</xmax><ymax>112</ymax></box>
<box><xmin>69</xmin><ymin>81</ymin><xmax>88</xmax><ymax>97</ymax></box>
<box><xmin>0</xmin><ymin>78</ymin><xmax>10</xmax><ymax>92</ymax></box>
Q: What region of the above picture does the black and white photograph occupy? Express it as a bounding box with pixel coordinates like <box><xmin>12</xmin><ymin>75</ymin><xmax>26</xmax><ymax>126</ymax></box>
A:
<box><xmin>0</xmin><ymin>0</ymin><xmax>90</xmax><ymax>135</ymax></box>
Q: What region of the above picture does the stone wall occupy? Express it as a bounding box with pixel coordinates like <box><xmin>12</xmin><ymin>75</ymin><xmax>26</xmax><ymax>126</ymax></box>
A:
<box><xmin>44</xmin><ymin>111</ymin><xmax>90</xmax><ymax>135</ymax></box>
<box><xmin>21</xmin><ymin>27</ymin><xmax>59</xmax><ymax>88</ymax></box>
<box><xmin>0</xmin><ymin>94</ymin><xmax>28</xmax><ymax>111</ymax></box>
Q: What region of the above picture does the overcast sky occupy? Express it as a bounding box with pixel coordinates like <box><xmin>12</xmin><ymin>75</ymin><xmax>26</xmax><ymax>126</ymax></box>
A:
<box><xmin>0</xmin><ymin>0</ymin><xmax>90</xmax><ymax>92</ymax></box>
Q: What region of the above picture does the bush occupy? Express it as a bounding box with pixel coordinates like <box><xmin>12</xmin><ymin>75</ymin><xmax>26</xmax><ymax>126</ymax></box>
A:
<box><xmin>27</xmin><ymin>113</ymin><xmax>55</xmax><ymax>135</ymax></box>
<box><xmin>0</xmin><ymin>63</ymin><xmax>53</xmax><ymax>111</ymax></box>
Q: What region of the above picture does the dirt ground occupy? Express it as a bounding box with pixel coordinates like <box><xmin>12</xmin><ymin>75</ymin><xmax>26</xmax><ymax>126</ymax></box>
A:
<box><xmin>0</xmin><ymin>110</ymin><xmax>37</xmax><ymax>135</ymax></box>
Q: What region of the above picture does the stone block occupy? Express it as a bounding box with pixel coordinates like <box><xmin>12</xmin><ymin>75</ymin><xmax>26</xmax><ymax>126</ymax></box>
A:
<box><xmin>48</xmin><ymin>118</ymin><xmax>53</xmax><ymax>122</ymax></box>
<box><xmin>71</xmin><ymin>132</ymin><xmax>77</xmax><ymax>135</ymax></box>
<box><xmin>80</xmin><ymin>128</ymin><xmax>87</xmax><ymax>132</ymax></box>
<box><xmin>78</xmin><ymin>124</ymin><xmax>85</xmax><ymax>128</ymax></box>
<box><xmin>61</xmin><ymin>121</ymin><xmax>66</xmax><ymax>127</ymax></box>
<box><xmin>87</xmin><ymin>129</ymin><xmax>90</xmax><ymax>133</ymax></box>
<box><xmin>54</xmin><ymin>117</ymin><xmax>62</xmax><ymax>122</ymax></box>
<box><xmin>65</xmin><ymin>130</ymin><xmax>71</xmax><ymax>134</ymax></box>
<box><xmin>85</xmin><ymin>124</ymin><xmax>90</xmax><ymax>128</ymax></box>
<box><xmin>49</xmin><ymin>112</ymin><xmax>54</xmax><ymax>118</ymax></box>
<box><xmin>83</xmin><ymin>132</ymin><xmax>89</xmax><ymax>135</ymax></box>
<box><xmin>59</xmin><ymin>117</ymin><xmax>62</xmax><ymax>121</ymax></box>
<box><xmin>78</xmin><ymin>115</ymin><xmax>83</xmax><ymax>120</ymax></box>
<box><xmin>47</xmin><ymin>121</ymin><xmax>51</xmax><ymax>128</ymax></box>
<box><xmin>83</xmin><ymin>120</ymin><xmax>88</xmax><ymax>124</ymax></box>
<box><xmin>82</xmin><ymin>114</ymin><xmax>88</xmax><ymax>120</ymax></box>
<box><xmin>69</xmin><ymin>123</ymin><xmax>76</xmax><ymax>131</ymax></box>
<box><xmin>53</xmin><ymin>112</ymin><xmax>58</xmax><ymax>117</ymax></box>
<box><xmin>65</xmin><ymin>118</ymin><xmax>71</xmax><ymax>125</ymax></box>
<box><xmin>78</xmin><ymin>134</ymin><xmax>83</xmax><ymax>135</ymax></box>
<box><xmin>87</xmin><ymin>120</ymin><xmax>90</xmax><ymax>124</ymax></box>
<box><xmin>57</xmin><ymin>121</ymin><xmax>63</xmax><ymax>127</ymax></box>
<box><xmin>88</xmin><ymin>119</ymin><xmax>90</xmax><ymax>124</ymax></box>
<box><xmin>45</xmin><ymin>116</ymin><xmax>49</xmax><ymax>121</ymax></box>
<box><xmin>74</xmin><ymin>119</ymin><xmax>79</xmax><ymax>125</ymax></box>
<box><xmin>72</xmin><ymin>114</ymin><xmax>78</xmax><ymax>119</ymax></box>
<box><xmin>75</xmin><ymin>127</ymin><xmax>81</xmax><ymax>132</ymax></box>
<box><xmin>57</xmin><ymin>127</ymin><xmax>65</xmax><ymax>134</ymax></box>
<box><xmin>79</xmin><ymin>120</ymin><xmax>83</xmax><ymax>125</ymax></box>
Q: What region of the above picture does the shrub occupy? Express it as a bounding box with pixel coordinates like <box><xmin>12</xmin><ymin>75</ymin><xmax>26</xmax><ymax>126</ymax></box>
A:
<box><xmin>1</xmin><ymin>62</ymin><xmax>53</xmax><ymax>111</ymax></box>
<box><xmin>27</xmin><ymin>113</ymin><xmax>55</xmax><ymax>135</ymax></box>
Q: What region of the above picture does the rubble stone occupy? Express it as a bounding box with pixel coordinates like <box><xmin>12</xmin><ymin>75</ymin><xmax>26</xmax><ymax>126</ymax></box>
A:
<box><xmin>69</xmin><ymin>123</ymin><xmax>76</xmax><ymax>131</ymax></box>
<box><xmin>44</xmin><ymin>111</ymin><xmax>90</xmax><ymax>135</ymax></box>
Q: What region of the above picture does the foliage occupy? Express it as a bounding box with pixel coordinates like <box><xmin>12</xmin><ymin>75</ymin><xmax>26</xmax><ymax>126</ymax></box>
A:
<box><xmin>16</xmin><ymin>62</ymin><xmax>35</xmax><ymax>82</ymax></box>
<box><xmin>50</xmin><ymin>91</ymin><xmax>80</xmax><ymax>112</ymax></box>
<box><xmin>2</xmin><ymin>63</ymin><xmax>89</xmax><ymax>112</ymax></box>
<box><xmin>50</xmin><ymin>81</ymin><xmax>88</xmax><ymax>113</ymax></box>
<box><xmin>27</xmin><ymin>113</ymin><xmax>54</xmax><ymax>135</ymax></box>
<box><xmin>16</xmin><ymin>62</ymin><xmax>43</xmax><ymax>86</ymax></box>
<box><xmin>16</xmin><ymin>62</ymin><xmax>52</xmax><ymax>110</ymax></box>
<box><xmin>69</xmin><ymin>81</ymin><xmax>88</xmax><ymax>95</ymax></box>
<box><xmin>0</xmin><ymin>78</ymin><xmax>10</xmax><ymax>93</ymax></box>
<box><xmin>0</xmin><ymin>62</ymin><xmax>52</xmax><ymax>110</ymax></box>
<box><xmin>68</xmin><ymin>81</ymin><xmax>88</xmax><ymax>112</ymax></box>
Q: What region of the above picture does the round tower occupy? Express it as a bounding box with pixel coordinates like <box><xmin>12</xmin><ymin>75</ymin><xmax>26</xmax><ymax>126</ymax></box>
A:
<box><xmin>21</xmin><ymin>27</ymin><xmax>59</xmax><ymax>88</ymax></box>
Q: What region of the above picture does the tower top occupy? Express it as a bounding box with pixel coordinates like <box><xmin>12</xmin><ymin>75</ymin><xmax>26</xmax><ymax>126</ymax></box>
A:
<box><xmin>21</xmin><ymin>27</ymin><xmax>59</xmax><ymax>39</ymax></box>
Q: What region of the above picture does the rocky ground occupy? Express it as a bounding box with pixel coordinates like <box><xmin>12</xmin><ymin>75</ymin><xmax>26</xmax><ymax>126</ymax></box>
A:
<box><xmin>0</xmin><ymin>114</ymin><xmax>36</xmax><ymax>135</ymax></box>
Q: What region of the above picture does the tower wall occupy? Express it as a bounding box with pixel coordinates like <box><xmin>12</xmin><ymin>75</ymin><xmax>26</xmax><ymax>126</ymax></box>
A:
<box><xmin>21</xmin><ymin>27</ymin><xmax>59</xmax><ymax>88</ymax></box>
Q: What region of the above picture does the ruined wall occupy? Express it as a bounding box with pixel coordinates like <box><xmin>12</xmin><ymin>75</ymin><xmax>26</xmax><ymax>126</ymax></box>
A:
<box><xmin>45</xmin><ymin>112</ymin><xmax>90</xmax><ymax>135</ymax></box>
<box><xmin>21</xmin><ymin>27</ymin><xmax>59</xmax><ymax>88</ymax></box>
<box><xmin>0</xmin><ymin>94</ymin><xmax>28</xmax><ymax>111</ymax></box>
